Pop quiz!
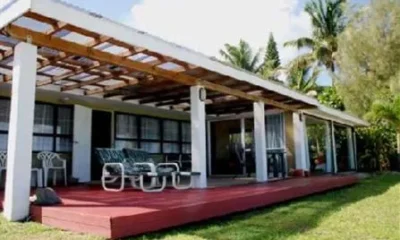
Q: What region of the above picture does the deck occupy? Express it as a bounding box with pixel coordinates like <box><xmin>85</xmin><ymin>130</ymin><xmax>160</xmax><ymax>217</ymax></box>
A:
<box><xmin>1</xmin><ymin>175</ymin><xmax>358</xmax><ymax>239</ymax></box>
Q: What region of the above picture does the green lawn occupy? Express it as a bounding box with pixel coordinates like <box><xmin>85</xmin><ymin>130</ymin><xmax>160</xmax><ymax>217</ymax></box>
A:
<box><xmin>1</xmin><ymin>173</ymin><xmax>399</xmax><ymax>240</ymax></box>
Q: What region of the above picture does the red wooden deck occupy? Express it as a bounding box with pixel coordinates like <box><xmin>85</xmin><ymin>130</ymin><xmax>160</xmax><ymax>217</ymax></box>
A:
<box><xmin>1</xmin><ymin>175</ymin><xmax>358</xmax><ymax>239</ymax></box>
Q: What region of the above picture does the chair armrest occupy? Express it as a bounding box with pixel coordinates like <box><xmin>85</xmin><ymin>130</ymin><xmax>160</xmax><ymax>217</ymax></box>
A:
<box><xmin>103</xmin><ymin>162</ymin><xmax>124</xmax><ymax>176</ymax></box>
<box><xmin>132</xmin><ymin>162</ymin><xmax>156</xmax><ymax>172</ymax></box>
<box><xmin>52</xmin><ymin>158</ymin><xmax>67</xmax><ymax>168</ymax></box>
<box><xmin>157</xmin><ymin>163</ymin><xmax>180</xmax><ymax>172</ymax></box>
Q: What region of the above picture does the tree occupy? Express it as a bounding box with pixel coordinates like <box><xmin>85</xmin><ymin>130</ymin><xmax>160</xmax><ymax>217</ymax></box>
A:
<box><xmin>366</xmin><ymin>96</ymin><xmax>400</xmax><ymax>161</ymax></box>
<box><xmin>260</xmin><ymin>33</ymin><xmax>281</xmax><ymax>78</ymax></box>
<box><xmin>284</xmin><ymin>0</ymin><xmax>346</xmax><ymax>73</ymax></box>
<box><xmin>317</xmin><ymin>86</ymin><xmax>345</xmax><ymax>110</ymax></box>
<box><xmin>336</xmin><ymin>0</ymin><xmax>400</xmax><ymax>170</ymax></box>
<box><xmin>219</xmin><ymin>39</ymin><xmax>262</xmax><ymax>73</ymax></box>
<box><xmin>286</xmin><ymin>58</ymin><xmax>320</xmax><ymax>95</ymax></box>
<box><xmin>336</xmin><ymin>0</ymin><xmax>400</xmax><ymax>116</ymax></box>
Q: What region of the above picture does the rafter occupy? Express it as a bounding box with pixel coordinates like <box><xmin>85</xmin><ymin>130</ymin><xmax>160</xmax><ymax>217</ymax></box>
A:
<box><xmin>5</xmin><ymin>24</ymin><xmax>300</xmax><ymax>111</ymax></box>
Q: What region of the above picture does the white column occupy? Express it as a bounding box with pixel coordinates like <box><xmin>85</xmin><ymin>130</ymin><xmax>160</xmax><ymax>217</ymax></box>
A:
<box><xmin>353</xmin><ymin>129</ymin><xmax>358</xmax><ymax>171</ymax></box>
<box><xmin>206</xmin><ymin>121</ymin><xmax>212</xmax><ymax>176</ymax></box>
<box><xmin>331</xmin><ymin>121</ymin><xmax>338</xmax><ymax>173</ymax></box>
<box><xmin>190</xmin><ymin>86</ymin><xmax>207</xmax><ymax>188</ymax></box>
<box><xmin>254</xmin><ymin>102</ymin><xmax>267</xmax><ymax>182</ymax></box>
<box><xmin>325</xmin><ymin>121</ymin><xmax>333</xmax><ymax>173</ymax></box>
<box><xmin>347</xmin><ymin>127</ymin><xmax>356</xmax><ymax>170</ymax></box>
<box><xmin>72</xmin><ymin>105</ymin><xmax>92</xmax><ymax>183</ymax></box>
<box><xmin>240</xmin><ymin>117</ymin><xmax>247</xmax><ymax>175</ymax></box>
<box><xmin>4</xmin><ymin>42</ymin><xmax>37</xmax><ymax>221</ymax></box>
<box><xmin>293</xmin><ymin>112</ymin><xmax>308</xmax><ymax>172</ymax></box>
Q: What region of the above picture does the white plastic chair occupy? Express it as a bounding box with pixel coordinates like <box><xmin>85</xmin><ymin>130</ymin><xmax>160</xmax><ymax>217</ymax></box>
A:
<box><xmin>0</xmin><ymin>151</ymin><xmax>7</xmax><ymax>185</ymax></box>
<box><xmin>37</xmin><ymin>151</ymin><xmax>67</xmax><ymax>187</ymax></box>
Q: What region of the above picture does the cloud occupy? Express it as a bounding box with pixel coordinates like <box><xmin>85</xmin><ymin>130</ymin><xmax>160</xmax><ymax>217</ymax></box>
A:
<box><xmin>125</xmin><ymin>0</ymin><xmax>312</xmax><ymax>65</ymax></box>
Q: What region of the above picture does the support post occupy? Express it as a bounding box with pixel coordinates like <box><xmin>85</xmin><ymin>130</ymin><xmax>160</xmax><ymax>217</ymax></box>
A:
<box><xmin>325</xmin><ymin>121</ymin><xmax>333</xmax><ymax>173</ymax></box>
<box><xmin>254</xmin><ymin>102</ymin><xmax>267</xmax><ymax>182</ymax></box>
<box><xmin>353</xmin><ymin>128</ymin><xmax>358</xmax><ymax>171</ymax></box>
<box><xmin>4</xmin><ymin>42</ymin><xmax>37</xmax><ymax>221</ymax></box>
<box><xmin>331</xmin><ymin>121</ymin><xmax>338</xmax><ymax>173</ymax></box>
<box><xmin>240</xmin><ymin>117</ymin><xmax>247</xmax><ymax>175</ymax></box>
<box><xmin>293</xmin><ymin>112</ymin><xmax>308</xmax><ymax>173</ymax></box>
<box><xmin>72</xmin><ymin>105</ymin><xmax>92</xmax><ymax>182</ymax></box>
<box><xmin>347</xmin><ymin>127</ymin><xmax>356</xmax><ymax>170</ymax></box>
<box><xmin>190</xmin><ymin>86</ymin><xmax>207</xmax><ymax>188</ymax></box>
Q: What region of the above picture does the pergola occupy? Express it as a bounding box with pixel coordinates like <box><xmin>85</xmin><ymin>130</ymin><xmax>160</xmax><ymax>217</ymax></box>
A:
<box><xmin>0</xmin><ymin>0</ymin><xmax>367</xmax><ymax>223</ymax></box>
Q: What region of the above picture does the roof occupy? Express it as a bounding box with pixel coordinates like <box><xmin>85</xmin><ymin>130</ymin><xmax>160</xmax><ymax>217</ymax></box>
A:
<box><xmin>0</xmin><ymin>0</ymin><xmax>368</xmax><ymax>127</ymax></box>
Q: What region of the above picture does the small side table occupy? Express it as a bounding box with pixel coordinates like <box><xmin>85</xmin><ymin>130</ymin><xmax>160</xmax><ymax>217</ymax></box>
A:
<box><xmin>31</xmin><ymin>168</ymin><xmax>43</xmax><ymax>187</ymax></box>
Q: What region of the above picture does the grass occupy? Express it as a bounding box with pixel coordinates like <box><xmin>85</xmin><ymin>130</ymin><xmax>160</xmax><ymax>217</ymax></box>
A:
<box><xmin>1</xmin><ymin>173</ymin><xmax>399</xmax><ymax>240</ymax></box>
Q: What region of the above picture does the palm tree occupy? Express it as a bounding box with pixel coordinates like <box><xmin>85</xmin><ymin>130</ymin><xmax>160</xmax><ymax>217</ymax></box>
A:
<box><xmin>285</xmin><ymin>58</ymin><xmax>320</xmax><ymax>95</ymax></box>
<box><xmin>284</xmin><ymin>0</ymin><xmax>346</xmax><ymax>73</ymax></box>
<box><xmin>219</xmin><ymin>39</ymin><xmax>262</xmax><ymax>73</ymax></box>
<box><xmin>366</xmin><ymin>96</ymin><xmax>400</xmax><ymax>159</ymax></box>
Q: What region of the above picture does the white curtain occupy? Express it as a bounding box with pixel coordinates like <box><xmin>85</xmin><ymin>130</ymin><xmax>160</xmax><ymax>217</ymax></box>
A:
<box><xmin>266</xmin><ymin>113</ymin><xmax>284</xmax><ymax>150</ymax></box>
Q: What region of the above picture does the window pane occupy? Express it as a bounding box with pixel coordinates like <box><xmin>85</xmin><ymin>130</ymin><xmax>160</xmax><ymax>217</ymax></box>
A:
<box><xmin>141</xmin><ymin>117</ymin><xmax>160</xmax><ymax>140</ymax></box>
<box><xmin>56</xmin><ymin>137</ymin><xmax>72</xmax><ymax>152</ymax></box>
<box><xmin>34</xmin><ymin>104</ymin><xmax>54</xmax><ymax>134</ymax></box>
<box><xmin>115</xmin><ymin>140</ymin><xmax>138</xmax><ymax>150</ymax></box>
<box><xmin>141</xmin><ymin>142</ymin><xmax>160</xmax><ymax>153</ymax></box>
<box><xmin>0</xmin><ymin>134</ymin><xmax>7</xmax><ymax>150</ymax></box>
<box><xmin>57</xmin><ymin>107</ymin><xmax>73</xmax><ymax>135</ymax></box>
<box><xmin>32</xmin><ymin>136</ymin><xmax>53</xmax><ymax>151</ymax></box>
<box><xmin>181</xmin><ymin>122</ymin><xmax>191</xmax><ymax>142</ymax></box>
<box><xmin>266</xmin><ymin>114</ymin><xmax>284</xmax><ymax>149</ymax></box>
<box><xmin>116</xmin><ymin>114</ymin><xmax>137</xmax><ymax>139</ymax></box>
<box><xmin>163</xmin><ymin>120</ymin><xmax>179</xmax><ymax>141</ymax></box>
<box><xmin>163</xmin><ymin>143</ymin><xmax>180</xmax><ymax>153</ymax></box>
<box><xmin>182</xmin><ymin>143</ymin><xmax>191</xmax><ymax>154</ymax></box>
<box><xmin>0</xmin><ymin>99</ymin><xmax>10</xmax><ymax>131</ymax></box>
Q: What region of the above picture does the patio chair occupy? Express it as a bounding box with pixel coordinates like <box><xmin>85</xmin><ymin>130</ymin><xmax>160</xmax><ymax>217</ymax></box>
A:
<box><xmin>0</xmin><ymin>151</ymin><xmax>7</xmax><ymax>185</ymax></box>
<box><xmin>37</xmin><ymin>151</ymin><xmax>67</xmax><ymax>187</ymax></box>
<box><xmin>123</xmin><ymin>148</ymin><xmax>179</xmax><ymax>185</ymax></box>
<box><xmin>95</xmin><ymin>148</ymin><xmax>171</xmax><ymax>192</ymax></box>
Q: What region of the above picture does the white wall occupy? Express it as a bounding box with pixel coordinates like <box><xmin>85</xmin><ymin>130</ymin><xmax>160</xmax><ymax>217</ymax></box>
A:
<box><xmin>72</xmin><ymin>105</ymin><xmax>92</xmax><ymax>183</ymax></box>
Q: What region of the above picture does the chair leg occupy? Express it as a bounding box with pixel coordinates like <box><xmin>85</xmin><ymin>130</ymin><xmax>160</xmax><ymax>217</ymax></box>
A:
<box><xmin>53</xmin><ymin>170</ymin><xmax>57</xmax><ymax>186</ymax></box>
<box><xmin>171</xmin><ymin>173</ymin><xmax>193</xmax><ymax>190</ymax></box>
<box><xmin>44</xmin><ymin>169</ymin><xmax>48</xmax><ymax>188</ymax></box>
<box><xmin>139</xmin><ymin>175</ymin><xmax>167</xmax><ymax>193</ymax></box>
<box><xmin>63</xmin><ymin>168</ymin><xmax>67</xmax><ymax>186</ymax></box>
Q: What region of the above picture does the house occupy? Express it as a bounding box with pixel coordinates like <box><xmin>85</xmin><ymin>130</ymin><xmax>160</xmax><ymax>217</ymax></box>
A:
<box><xmin>0</xmin><ymin>0</ymin><xmax>367</xmax><ymax>229</ymax></box>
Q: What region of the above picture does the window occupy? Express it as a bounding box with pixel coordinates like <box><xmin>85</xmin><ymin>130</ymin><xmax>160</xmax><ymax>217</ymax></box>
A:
<box><xmin>266</xmin><ymin>113</ymin><xmax>284</xmax><ymax>150</ymax></box>
<box><xmin>0</xmin><ymin>99</ymin><xmax>10</xmax><ymax>150</ymax></box>
<box><xmin>141</xmin><ymin>117</ymin><xmax>160</xmax><ymax>140</ymax></box>
<box><xmin>114</xmin><ymin>114</ymin><xmax>138</xmax><ymax>149</ymax></box>
<box><xmin>0</xmin><ymin>99</ymin><xmax>73</xmax><ymax>153</ymax></box>
<box><xmin>181</xmin><ymin>122</ymin><xmax>191</xmax><ymax>153</ymax></box>
<box><xmin>114</xmin><ymin>113</ymin><xmax>191</xmax><ymax>154</ymax></box>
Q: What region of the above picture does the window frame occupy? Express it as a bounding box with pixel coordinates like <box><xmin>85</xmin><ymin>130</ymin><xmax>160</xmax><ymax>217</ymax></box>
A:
<box><xmin>114</xmin><ymin>112</ymin><xmax>190</xmax><ymax>154</ymax></box>
<box><xmin>0</xmin><ymin>98</ymin><xmax>74</xmax><ymax>153</ymax></box>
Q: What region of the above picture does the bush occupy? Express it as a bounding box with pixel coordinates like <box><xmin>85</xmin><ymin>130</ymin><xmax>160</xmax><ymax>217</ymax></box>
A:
<box><xmin>356</xmin><ymin>123</ymin><xmax>397</xmax><ymax>172</ymax></box>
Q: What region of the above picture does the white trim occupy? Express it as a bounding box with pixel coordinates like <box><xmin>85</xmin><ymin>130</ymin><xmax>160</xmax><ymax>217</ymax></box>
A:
<box><xmin>0</xmin><ymin>0</ymin><xmax>30</xmax><ymax>29</ymax></box>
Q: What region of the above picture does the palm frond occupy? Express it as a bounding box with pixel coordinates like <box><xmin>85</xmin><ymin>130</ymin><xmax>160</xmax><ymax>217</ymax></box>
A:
<box><xmin>283</xmin><ymin>38</ymin><xmax>315</xmax><ymax>50</ymax></box>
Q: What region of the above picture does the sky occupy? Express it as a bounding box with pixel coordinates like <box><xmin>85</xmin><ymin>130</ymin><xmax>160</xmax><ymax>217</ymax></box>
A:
<box><xmin>62</xmin><ymin>0</ymin><xmax>369</xmax><ymax>86</ymax></box>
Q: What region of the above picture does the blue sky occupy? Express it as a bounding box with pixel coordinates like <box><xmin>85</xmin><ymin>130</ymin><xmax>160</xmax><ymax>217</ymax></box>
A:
<box><xmin>62</xmin><ymin>0</ymin><xmax>368</xmax><ymax>85</ymax></box>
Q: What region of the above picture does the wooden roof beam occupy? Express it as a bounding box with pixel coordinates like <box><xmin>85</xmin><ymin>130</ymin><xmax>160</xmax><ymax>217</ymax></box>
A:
<box><xmin>5</xmin><ymin>24</ymin><xmax>300</xmax><ymax>111</ymax></box>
